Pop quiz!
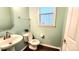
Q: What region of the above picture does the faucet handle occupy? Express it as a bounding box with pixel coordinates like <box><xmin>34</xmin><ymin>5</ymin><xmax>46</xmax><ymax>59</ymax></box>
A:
<box><xmin>3</xmin><ymin>36</ymin><xmax>6</xmax><ymax>40</ymax></box>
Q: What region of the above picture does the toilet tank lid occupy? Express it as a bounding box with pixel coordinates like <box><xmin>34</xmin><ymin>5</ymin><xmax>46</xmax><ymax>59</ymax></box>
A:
<box><xmin>23</xmin><ymin>33</ymin><xmax>29</xmax><ymax>36</ymax></box>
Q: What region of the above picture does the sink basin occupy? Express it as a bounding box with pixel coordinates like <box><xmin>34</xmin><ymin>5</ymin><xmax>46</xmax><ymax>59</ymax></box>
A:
<box><xmin>0</xmin><ymin>34</ymin><xmax>23</xmax><ymax>50</ymax></box>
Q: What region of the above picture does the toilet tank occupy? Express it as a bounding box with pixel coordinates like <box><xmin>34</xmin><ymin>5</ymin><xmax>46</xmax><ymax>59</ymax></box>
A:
<box><xmin>23</xmin><ymin>32</ymin><xmax>33</xmax><ymax>42</ymax></box>
<box><xmin>23</xmin><ymin>33</ymin><xmax>29</xmax><ymax>42</ymax></box>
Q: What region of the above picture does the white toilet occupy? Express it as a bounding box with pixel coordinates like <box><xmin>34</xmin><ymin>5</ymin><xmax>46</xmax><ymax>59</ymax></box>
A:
<box><xmin>23</xmin><ymin>32</ymin><xmax>40</xmax><ymax>50</ymax></box>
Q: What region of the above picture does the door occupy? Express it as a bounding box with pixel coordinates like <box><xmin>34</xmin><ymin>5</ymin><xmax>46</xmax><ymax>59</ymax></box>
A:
<box><xmin>62</xmin><ymin>7</ymin><xmax>79</xmax><ymax>51</ymax></box>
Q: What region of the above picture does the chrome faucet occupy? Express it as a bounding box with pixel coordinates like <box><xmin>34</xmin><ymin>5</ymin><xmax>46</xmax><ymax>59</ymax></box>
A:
<box><xmin>3</xmin><ymin>32</ymin><xmax>11</xmax><ymax>40</ymax></box>
<box><xmin>6</xmin><ymin>32</ymin><xmax>11</xmax><ymax>38</ymax></box>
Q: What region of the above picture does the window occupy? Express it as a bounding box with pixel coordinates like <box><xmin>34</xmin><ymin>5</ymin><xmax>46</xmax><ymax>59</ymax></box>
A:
<box><xmin>39</xmin><ymin>7</ymin><xmax>56</xmax><ymax>26</ymax></box>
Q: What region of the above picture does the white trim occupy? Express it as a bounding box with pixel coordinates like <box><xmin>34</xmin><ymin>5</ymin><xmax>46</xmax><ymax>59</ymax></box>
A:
<box><xmin>20</xmin><ymin>44</ymin><xmax>61</xmax><ymax>51</ymax></box>
<box><xmin>20</xmin><ymin>45</ymin><xmax>27</xmax><ymax>51</ymax></box>
<box><xmin>41</xmin><ymin>43</ymin><xmax>61</xmax><ymax>50</ymax></box>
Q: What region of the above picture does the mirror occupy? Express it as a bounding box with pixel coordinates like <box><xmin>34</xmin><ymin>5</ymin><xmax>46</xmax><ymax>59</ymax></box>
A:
<box><xmin>0</xmin><ymin>7</ymin><xmax>13</xmax><ymax>32</ymax></box>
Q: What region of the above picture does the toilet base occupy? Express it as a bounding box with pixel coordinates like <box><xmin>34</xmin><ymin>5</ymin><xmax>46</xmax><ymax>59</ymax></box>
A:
<box><xmin>29</xmin><ymin>44</ymin><xmax>38</xmax><ymax>50</ymax></box>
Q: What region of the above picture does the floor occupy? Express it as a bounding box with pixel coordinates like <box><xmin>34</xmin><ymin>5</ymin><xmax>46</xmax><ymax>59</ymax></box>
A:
<box><xmin>2</xmin><ymin>42</ymin><xmax>59</xmax><ymax>51</ymax></box>
<box><xmin>24</xmin><ymin>45</ymin><xmax>59</xmax><ymax>51</ymax></box>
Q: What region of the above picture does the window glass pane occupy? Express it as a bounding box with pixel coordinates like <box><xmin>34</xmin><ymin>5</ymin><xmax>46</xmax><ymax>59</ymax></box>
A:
<box><xmin>40</xmin><ymin>7</ymin><xmax>56</xmax><ymax>14</ymax></box>
<box><xmin>40</xmin><ymin>14</ymin><xmax>55</xmax><ymax>25</ymax></box>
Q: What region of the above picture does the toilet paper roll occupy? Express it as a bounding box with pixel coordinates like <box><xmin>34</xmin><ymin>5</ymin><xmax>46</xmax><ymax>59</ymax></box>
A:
<box><xmin>40</xmin><ymin>33</ymin><xmax>45</xmax><ymax>38</ymax></box>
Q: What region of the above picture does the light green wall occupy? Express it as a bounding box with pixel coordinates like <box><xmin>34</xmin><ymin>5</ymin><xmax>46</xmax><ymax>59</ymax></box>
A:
<box><xmin>0</xmin><ymin>7</ymin><xmax>67</xmax><ymax>50</ymax></box>
<box><xmin>10</xmin><ymin>7</ymin><xmax>29</xmax><ymax>50</ymax></box>
<box><xmin>29</xmin><ymin>7</ymin><xmax>68</xmax><ymax>47</ymax></box>
<box><xmin>0</xmin><ymin>7</ymin><xmax>13</xmax><ymax>31</ymax></box>
<box><xmin>61</xmin><ymin>8</ymin><xmax>68</xmax><ymax>47</ymax></box>
<box><xmin>10</xmin><ymin>7</ymin><xmax>29</xmax><ymax>34</ymax></box>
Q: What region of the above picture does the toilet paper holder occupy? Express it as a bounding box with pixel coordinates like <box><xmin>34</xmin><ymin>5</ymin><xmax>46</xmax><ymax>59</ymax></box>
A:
<box><xmin>40</xmin><ymin>34</ymin><xmax>45</xmax><ymax>39</ymax></box>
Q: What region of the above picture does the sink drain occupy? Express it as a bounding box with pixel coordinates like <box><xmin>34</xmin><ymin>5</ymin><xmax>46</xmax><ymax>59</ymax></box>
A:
<box><xmin>9</xmin><ymin>42</ymin><xmax>12</xmax><ymax>44</ymax></box>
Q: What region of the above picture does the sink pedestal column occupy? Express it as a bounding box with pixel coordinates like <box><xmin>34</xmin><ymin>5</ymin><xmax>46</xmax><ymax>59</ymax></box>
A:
<box><xmin>0</xmin><ymin>48</ymin><xmax>1</xmax><ymax>51</ymax></box>
<box><xmin>7</xmin><ymin>46</ymin><xmax>15</xmax><ymax>51</ymax></box>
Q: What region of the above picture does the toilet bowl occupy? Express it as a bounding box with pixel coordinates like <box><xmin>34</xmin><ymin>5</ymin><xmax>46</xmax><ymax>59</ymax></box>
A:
<box><xmin>23</xmin><ymin>32</ymin><xmax>40</xmax><ymax>50</ymax></box>
<box><xmin>28</xmin><ymin>39</ymin><xmax>40</xmax><ymax>50</ymax></box>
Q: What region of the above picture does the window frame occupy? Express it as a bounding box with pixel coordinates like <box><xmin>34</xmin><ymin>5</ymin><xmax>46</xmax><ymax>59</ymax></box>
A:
<box><xmin>39</xmin><ymin>7</ymin><xmax>56</xmax><ymax>27</ymax></box>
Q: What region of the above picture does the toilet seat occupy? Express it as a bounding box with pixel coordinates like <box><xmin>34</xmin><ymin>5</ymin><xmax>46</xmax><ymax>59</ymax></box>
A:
<box><xmin>29</xmin><ymin>39</ymin><xmax>40</xmax><ymax>45</ymax></box>
<box><xmin>28</xmin><ymin>39</ymin><xmax>40</xmax><ymax>50</ymax></box>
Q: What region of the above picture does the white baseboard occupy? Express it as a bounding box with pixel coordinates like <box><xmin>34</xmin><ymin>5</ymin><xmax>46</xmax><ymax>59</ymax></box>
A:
<box><xmin>41</xmin><ymin>44</ymin><xmax>61</xmax><ymax>50</ymax></box>
<box><xmin>20</xmin><ymin>44</ymin><xmax>61</xmax><ymax>51</ymax></box>
<box><xmin>21</xmin><ymin>45</ymin><xmax>27</xmax><ymax>51</ymax></box>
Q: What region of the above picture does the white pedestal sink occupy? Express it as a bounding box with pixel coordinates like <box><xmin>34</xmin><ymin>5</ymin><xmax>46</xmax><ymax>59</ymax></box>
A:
<box><xmin>0</xmin><ymin>34</ymin><xmax>23</xmax><ymax>51</ymax></box>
